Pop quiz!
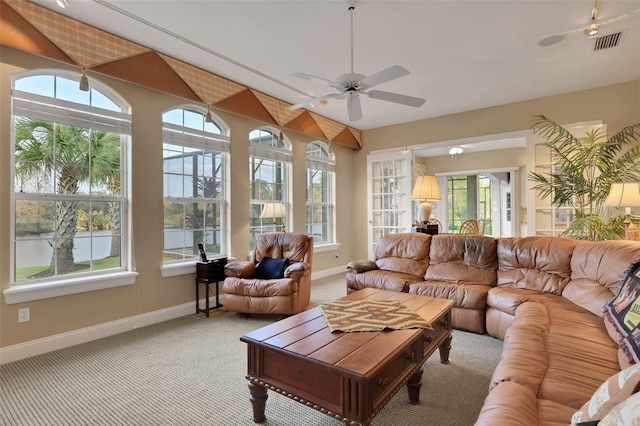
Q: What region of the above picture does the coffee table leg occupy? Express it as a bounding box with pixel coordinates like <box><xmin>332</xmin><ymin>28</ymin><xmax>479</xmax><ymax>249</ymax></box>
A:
<box><xmin>438</xmin><ymin>334</ymin><xmax>452</xmax><ymax>364</ymax></box>
<box><xmin>406</xmin><ymin>366</ymin><xmax>423</xmax><ymax>405</ymax></box>
<box><xmin>248</xmin><ymin>381</ymin><xmax>268</xmax><ymax>422</ymax></box>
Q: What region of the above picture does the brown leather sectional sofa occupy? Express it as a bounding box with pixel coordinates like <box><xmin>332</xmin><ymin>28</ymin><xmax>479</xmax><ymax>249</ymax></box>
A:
<box><xmin>346</xmin><ymin>233</ymin><xmax>640</xmax><ymax>425</ymax></box>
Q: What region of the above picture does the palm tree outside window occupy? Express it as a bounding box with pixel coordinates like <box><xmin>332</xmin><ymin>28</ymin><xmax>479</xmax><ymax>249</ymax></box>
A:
<box><xmin>162</xmin><ymin>107</ymin><xmax>229</xmax><ymax>263</ymax></box>
<box><xmin>12</xmin><ymin>72</ymin><xmax>130</xmax><ymax>284</ymax></box>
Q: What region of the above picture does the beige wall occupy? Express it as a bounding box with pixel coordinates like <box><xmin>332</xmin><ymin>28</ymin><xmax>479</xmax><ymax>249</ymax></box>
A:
<box><xmin>0</xmin><ymin>46</ymin><xmax>356</xmax><ymax>349</ymax></box>
<box><xmin>357</xmin><ymin>80</ymin><xmax>640</xmax><ymax>259</ymax></box>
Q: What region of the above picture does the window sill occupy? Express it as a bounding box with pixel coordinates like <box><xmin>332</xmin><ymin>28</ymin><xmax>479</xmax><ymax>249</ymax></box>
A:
<box><xmin>161</xmin><ymin>256</ymin><xmax>230</xmax><ymax>278</ymax></box>
<box><xmin>314</xmin><ymin>243</ymin><xmax>340</xmax><ymax>253</ymax></box>
<box><xmin>3</xmin><ymin>271</ymin><xmax>139</xmax><ymax>304</ymax></box>
<box><xmin>160</xmin><ymin>261</ymin><xmax>196</xmax><ymax>278</ymax></box>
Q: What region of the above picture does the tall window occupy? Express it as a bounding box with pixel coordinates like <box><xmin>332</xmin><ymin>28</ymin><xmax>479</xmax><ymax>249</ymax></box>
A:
<box><xmin>249</xmin><ymin>128</ymin><xmax>291</xmax><ymax>248</ymax></box>
<box><xmin>11</xmin><ymin>72</ymin><xmax>130</xmax><ymax>285</ymax></box>
<box><xmin>305</xmin><ymin>142</ymin><xmax>335</xmax><ymax>243</ymax></box>
<box><xmin>162</xmin><ymin>108</ymin><xmax>228</xmax><ymax>263</ymax></box>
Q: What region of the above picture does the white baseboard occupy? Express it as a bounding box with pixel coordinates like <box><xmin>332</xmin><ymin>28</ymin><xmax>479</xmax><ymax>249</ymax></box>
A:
<box><xmin>0</xmin><ymin>299</ymin><xmax>207</xmax><ymax>365</ymax></box>
<box><xmin>312</xmin><ymin>265</ymin><xmax>346</xmax><ymax>280</ymax></box>
<box><xmin>1</xmin><ymin>268</ymin><xmax>346</xmax><ymax>365</ymax></box>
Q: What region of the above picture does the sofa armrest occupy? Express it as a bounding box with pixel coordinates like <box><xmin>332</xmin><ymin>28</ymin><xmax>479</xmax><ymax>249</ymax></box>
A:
<box><xmin>224</xmin><ymin>260</ymin><xmax>256</xmax><ymax>278</ymax></box>
<box><xmin>347</xmin><ymin>259</ymin><xmax>378</xmax><ymax>274</ymax></box>
<box><xmin>285</xmin><ymin>262</ymin><xmax>310</xmax><ymax>281</ymax></box>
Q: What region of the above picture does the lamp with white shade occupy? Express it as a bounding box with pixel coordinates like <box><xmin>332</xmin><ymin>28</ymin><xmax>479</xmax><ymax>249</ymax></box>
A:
<box><xmin>603</xmin><ymin>182</ymin><xmax>640</xmax><ymax>241</ymax></box>
<box><xmin>260</xmin><ymin>202</ymin><xmax>286</xmax><ymax>232</ymax></box>
<box><xmin>411</xmin><ymin>175</ymin><xmax>441</xmax><ymax>223</ymax></box>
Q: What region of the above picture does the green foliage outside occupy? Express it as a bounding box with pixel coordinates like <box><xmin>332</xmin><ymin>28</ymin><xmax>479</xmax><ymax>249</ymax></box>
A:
<box><xmin>528</xmin><ymin>115</ymin><xmax>640</xmax><ymax>241</ymax></box>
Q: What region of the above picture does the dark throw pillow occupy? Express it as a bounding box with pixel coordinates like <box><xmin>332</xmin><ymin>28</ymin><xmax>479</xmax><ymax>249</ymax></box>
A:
<box><xmin>254</xmin><ymin>257</ymin><xmax>290</xmax><ymax>279</ymax></box>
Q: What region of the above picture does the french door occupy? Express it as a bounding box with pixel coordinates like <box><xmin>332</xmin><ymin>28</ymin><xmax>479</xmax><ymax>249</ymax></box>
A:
<box><xmin>366</xmin><ymin>151</ymin><xmax>413</xmax><ymax>258</ymax></box>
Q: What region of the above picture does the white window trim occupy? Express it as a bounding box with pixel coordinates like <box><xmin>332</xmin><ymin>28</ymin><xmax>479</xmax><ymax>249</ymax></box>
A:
<box><xmin>313</xmin><ymin>242</ymin><xmax>340</xmax><ymax>253</ymax></box>
<box><xmin>3</xmin><ymin>271</ymin><xmax>138</xmax><ymax>304</ymax></box>
<box><xmin>305</xmin><ymin>142</ymin><xmax>336</xmax><ymax>245</ymax></box>
<box><xmin>162</xmin><ymin>108</ymin><xmax>230</xmax><ymax>265</ymax></box>
<box><xmin>10</xmin><ymin>72</ymin><xmax>132</xmax><ymax>296</ymax></box>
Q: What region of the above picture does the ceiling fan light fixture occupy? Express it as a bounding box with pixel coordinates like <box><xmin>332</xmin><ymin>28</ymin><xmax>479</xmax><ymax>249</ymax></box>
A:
<box><xmin>287</xmin><ymin>5</ymin><xmax>424</xmax><ymax>121</ymax></box>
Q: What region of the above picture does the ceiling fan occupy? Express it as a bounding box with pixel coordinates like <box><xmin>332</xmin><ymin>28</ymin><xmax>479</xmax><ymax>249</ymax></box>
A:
<box><xmin>287</xmin><ymin>6</ymin><xmax>425</xmax><ymax>121</ymax></box>
<box><xmin>539</xmin><ymin>0</ymin><xmax>640</xmax><ymax>47</ymax></box>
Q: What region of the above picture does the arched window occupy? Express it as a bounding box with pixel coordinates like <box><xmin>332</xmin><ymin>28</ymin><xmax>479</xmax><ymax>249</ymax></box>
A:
<box><xmin>162</xmin><ymin>108</ymin><xmax>229</xmax><ymax>264</ymax></box>
<box><xmin>9</xmin><ymin>71</ymin><xmax>132</xmax><ymax>299</ymax></box>
<box><xmin>305</xmin><ymin>142</ymin><xmax>335</xmax><ymax>243</ymax></box>
<box><xmin>248</xmin><ymin>128</ymin><xmax>291</xmax><ymax>248</ymax></box>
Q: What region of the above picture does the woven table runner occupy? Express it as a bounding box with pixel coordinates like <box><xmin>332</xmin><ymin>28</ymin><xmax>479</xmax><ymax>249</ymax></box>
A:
<box><xmin>319</xmin><ymin>300</ymin><xmax>433</xmax><ymax>332</ymax></box>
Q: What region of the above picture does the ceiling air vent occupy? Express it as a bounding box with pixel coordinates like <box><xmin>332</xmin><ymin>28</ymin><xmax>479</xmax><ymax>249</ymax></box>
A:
<box><xmin>593</xmin><ymin>30</ymin><xmax>625</xmax><ymax>51</ymax></box>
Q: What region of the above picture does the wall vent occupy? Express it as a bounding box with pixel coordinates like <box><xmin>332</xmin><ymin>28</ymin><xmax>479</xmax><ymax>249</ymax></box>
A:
<box><xmin>593</xmin><ymin>30</ymin><xmax>625</xmax><ymax>51</ymax></box>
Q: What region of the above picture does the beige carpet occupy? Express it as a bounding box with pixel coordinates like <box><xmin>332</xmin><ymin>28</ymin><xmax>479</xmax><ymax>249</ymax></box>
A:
<box><xmin>0</xmin><ymin>275</ymin><xmax>503</xmax><ymax>425</ymax></box>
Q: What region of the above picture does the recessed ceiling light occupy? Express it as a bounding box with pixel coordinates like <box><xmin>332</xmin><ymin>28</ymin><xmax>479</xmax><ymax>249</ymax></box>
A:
<box><xmin>56</xmin><ymin>0</ymin><xmax>69</xmax><ymax>8</ymax></box>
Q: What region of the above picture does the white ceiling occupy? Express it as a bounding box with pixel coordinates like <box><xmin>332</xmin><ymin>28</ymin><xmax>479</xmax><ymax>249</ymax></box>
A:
<box><xmin>28</xmin><ymin>0</ymin><xmax>640</xmax><ymax>131</ymax></box>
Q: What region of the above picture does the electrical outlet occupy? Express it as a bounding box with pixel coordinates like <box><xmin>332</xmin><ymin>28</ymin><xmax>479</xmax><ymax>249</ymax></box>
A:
<box><xmin>18</xmin><ymin>308</ymin><xmax>30</xmax><ymax>323</ymax></box>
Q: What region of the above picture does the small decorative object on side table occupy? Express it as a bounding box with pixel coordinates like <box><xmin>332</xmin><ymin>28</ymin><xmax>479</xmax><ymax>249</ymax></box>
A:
<box><xmin>196</xmin><ymin>257</ymin><xmax>227</xmax><ymax>317</ymax></box>
<box><xmin>410</xmin><ymin>223</ymin><xmax>439</xmax><ymax>235</ymax></box>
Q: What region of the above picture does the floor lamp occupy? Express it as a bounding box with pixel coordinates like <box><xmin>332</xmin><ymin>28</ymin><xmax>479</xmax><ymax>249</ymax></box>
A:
<box><xmin>411</xmin><ymin>175</ymin><xmax>441</xmax><ymax>223</ymax></box>
<box><xmin>260</xmin><ymin>202</ymin><xmax>286</xmax><ymax>232</ymax></box>
<box><xmin>604</xmin><ymin>182</ymin><xmax>640</xmax><ymax>241</ymax></box>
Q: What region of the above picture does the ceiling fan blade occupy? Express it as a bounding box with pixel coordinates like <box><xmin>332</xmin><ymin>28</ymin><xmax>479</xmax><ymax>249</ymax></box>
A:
<box><xmin>368</xmin><ymin>90</ymin><xmax>425</xmax><ymax>108</ymax></box>
<box><xmin>291</xmin><ymin>72</ymin><xmax>339</xmax><ymax>88</ymax></box>
<box><xmin>539</xmin><ymin>7</ymin><xmax>640</xmax><ymax>46</ymax></box>
<box><xmin>287</xmin><ymin>94</ymin><xmax>340</xmax><ymax>111</ymax></box>
<box><xmin>360</xmin><ymin>65</ymin><xmax>410</xmax><ymax>88</ymax></box>
<box><xmin>347</xmin><ymin>92</ymin><xmax>362</xmax><ymax>121</ymax></box>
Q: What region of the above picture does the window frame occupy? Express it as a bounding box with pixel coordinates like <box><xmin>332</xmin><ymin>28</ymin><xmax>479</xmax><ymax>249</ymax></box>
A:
<box><xmin>248</xmin><ymin>128</ymin><xmax>292</xmax><ymax>249</ymax></box>
<box><xmin>5</xmin><ymin>70</ymin><xmax>135</xmax><ymax>304</ymax></box>
<box><xmin>160</xmin><ymin>106</ymin><xmax>230</xmax><ymax>277</ymax></box>
<box><xmin>305</xmin><ymin>141</ymin><xmax>336</xmax><ymax>246</ymax></box>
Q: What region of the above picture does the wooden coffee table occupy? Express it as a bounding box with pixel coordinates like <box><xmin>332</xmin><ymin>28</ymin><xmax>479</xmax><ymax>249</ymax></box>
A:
<box><xmin>240</xmin><ymin>288</ymin><xmax>455</xmax><ymax>425</ymax></box>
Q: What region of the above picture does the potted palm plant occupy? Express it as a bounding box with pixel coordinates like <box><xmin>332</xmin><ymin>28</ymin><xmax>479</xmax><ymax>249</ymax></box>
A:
<box><xmin>528</xmin><ymin>115</ymin><xmax>640</xmax><ymax>240</ymax></box>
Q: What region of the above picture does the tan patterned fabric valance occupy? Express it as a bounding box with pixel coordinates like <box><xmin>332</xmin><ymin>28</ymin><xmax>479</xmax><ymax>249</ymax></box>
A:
<box><xmin>1</xmin><ymin>0</ymin><xmax>361</xmax><ymax>149</ymax></box>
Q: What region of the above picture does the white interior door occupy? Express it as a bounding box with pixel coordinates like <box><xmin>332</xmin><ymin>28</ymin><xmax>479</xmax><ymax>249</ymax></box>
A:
<box><xmin>367</xmin><ymin>151</ymin><xmax>413</xmax><ymax>259</ymax></box>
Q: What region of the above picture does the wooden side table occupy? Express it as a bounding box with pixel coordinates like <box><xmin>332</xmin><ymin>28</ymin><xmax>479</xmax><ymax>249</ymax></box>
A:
<box><xmin>196</xmin><ymin>258</ymin><xmax>227</xmax><ymax>317</ymax></box>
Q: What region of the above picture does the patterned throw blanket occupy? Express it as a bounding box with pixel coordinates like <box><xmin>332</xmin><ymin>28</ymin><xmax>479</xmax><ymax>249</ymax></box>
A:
<box><xmin>320</xmin><ymin>300</ymin><xmax>433</xmax><ymax>332</ymax></box>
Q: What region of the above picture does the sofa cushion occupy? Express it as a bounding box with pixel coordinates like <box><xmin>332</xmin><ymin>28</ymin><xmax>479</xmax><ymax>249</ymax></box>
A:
<box><xmin>496</xmin><ymin>236</ymin><xmax>577</xmax><ymax>294</ymax></box>
<box><xmin>374</xmin><ymin>232</ymin><xmax>431</xmax><ymax>277</ymax></box>
<box><xmin>425</xmin><ymin>234</ymin><xmax>497</xmax><ymax>286</ymax></box>
<box><xmin>571</xmin><ymin>364</ymin><xmax>640</xmax><ymax>423</ymax></box>
<box><xmin>409</xmin><ymin>281</ymin><xmax>490</xmax><ymax>310</ymax></box>
<box><xmin>223</xmin><ymin>277</ymin><xmax>298</xmax><ymax>296</ymax></box>
<box><xmin>566</xmin><ymin>240</ymin><xmax>640</xmax><ymax>317</ymax></box>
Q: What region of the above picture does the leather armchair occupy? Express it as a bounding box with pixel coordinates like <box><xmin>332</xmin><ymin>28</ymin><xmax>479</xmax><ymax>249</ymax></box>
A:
<box><xmin>222</xmin><ymin>232</ymin><xmax>314</xmax><ymax>315</ymax></box>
